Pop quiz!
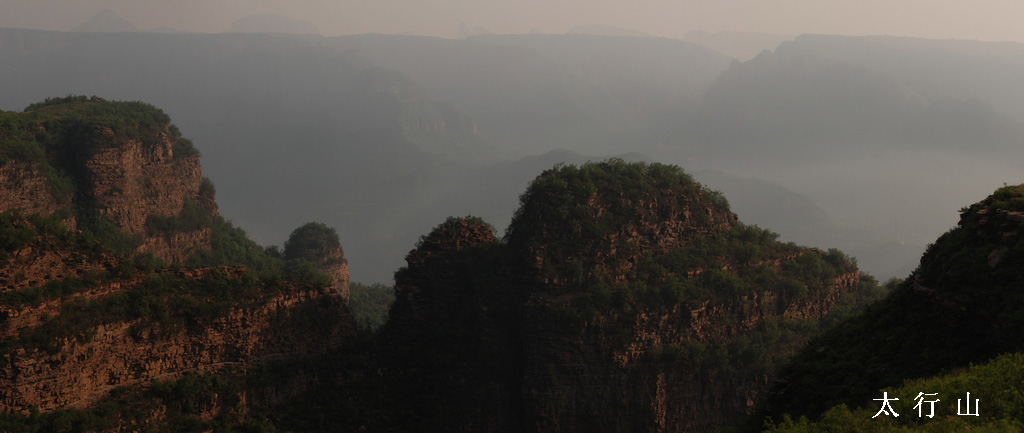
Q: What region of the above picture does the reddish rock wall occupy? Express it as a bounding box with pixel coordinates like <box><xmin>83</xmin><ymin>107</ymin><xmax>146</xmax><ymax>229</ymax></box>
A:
<box><xmin>0</xmin><ymin>161</ymin><xmax>70</xmax><ymax>223</ymax></box>
<box><xmin>0</xmin><ymin>274</ymin><xmax>353</xmax><ymax>412</ymax></box>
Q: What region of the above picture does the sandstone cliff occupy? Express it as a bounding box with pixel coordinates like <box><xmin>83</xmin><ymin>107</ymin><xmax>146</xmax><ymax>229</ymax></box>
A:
<box><xmin>0</xmin><ymin>267</ymin><xmax>353</xmax><ymax>412</ymax></box>
<box><xmin>0</xmin><ymin>161</ymin><xmax>71</xmax><ymax>221</ymax></box>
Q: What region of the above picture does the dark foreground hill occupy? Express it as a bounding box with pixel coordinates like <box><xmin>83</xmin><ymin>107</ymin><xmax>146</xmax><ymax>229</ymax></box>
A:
<box><xmin>760</xmin><ymin>184</ymin><xmax>1024</xmax><ymax>431</ymax></box>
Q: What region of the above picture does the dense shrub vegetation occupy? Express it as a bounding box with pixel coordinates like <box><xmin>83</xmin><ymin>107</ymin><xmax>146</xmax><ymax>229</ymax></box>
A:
<box><xmin>765</xmin><ymin>353</ymin><xmax>1024</xmax><ymax>432</ymax></box>
<box><xmin>145</xmin><ymin>200</ymin><xmax>217</xmax><ymax>236</ymax></box>
<box><xmin>283</xmin><ymin>222</ymin><xmax>343</xmax><ymax>262</ymax></box>
<box><xmin>22</xmin><ymin>95</ymin><xmax>197</xmax><ymax>154</ymax></box>
<box><xmin>349</xmin><ymin>282</ymin><xmax>395</xmax><ymax>331</ymax></box>
<box><xmin>506</xmin><ymin>159</ymin><xmax>729</xmax><ymax>284</ymax></box>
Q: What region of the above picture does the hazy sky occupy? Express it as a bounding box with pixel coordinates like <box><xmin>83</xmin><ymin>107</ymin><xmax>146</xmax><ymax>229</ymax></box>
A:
<box><xmin>3</xmin><ymin>0</ymin><xmax>1024</xmax><ymax>42</ymax></box>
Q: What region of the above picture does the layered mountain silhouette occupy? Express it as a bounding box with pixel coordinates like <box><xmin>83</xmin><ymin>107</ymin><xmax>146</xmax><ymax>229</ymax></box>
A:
<box><xmin>70</xmin><ymin>9</ymin><xmax>138</xmax><ymax>33</ymax></box>
<box><xmin>0</xmin><ymin>28</ymin><xmax>1021</xmax><ymax>285</ymax></box>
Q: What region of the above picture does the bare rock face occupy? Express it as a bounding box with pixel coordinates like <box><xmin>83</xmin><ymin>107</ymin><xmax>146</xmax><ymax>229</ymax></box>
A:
<box><xmin>0</xmin><ymin>226</ymin><xmax>114</xmax><ymax>292</ymax></box>
<box><xmin>0</xmin><ymin>100</ymin><xmax>217</xmax><ymax>266</ymax></box>
<box><xmin>0</xmin><ymin>270</ymin><xmax>355</xmax><ymax>412</ymax></box>
<box><xmin>137</xmin><ymin>227</ymin><xmax>214</xmax><ymax>265</ymax></box>
<box><xmin>82</xmin><ymin>126</ymin><xmax>216</xmax><ymax>263</ymax></box>
<box><xmin>317</xmin><ymin>244</ymin><xmax>350</xmax><ymax>301</ymax></box>
<box><xmin>84</xmin><ymin>127</ymin><xmax>203</xmax><ymax>234</ymax></box>
<box><xmin>0</xmin><ymin>161</ymin><xmax>71</xmax><ymax>223</ymax></box>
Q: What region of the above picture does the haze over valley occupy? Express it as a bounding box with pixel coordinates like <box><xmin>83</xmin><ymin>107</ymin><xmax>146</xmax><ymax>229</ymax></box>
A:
<box><xmin>2</xmin><ymin>2</ymin><xmax>1024</xmax><ymax>431</ymax></box>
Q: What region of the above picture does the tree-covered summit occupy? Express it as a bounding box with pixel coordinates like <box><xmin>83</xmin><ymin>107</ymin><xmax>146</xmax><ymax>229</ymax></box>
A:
<box><xmin>2</xmin><ymin>95</ymin><xmax>198</xmax><ymax>167</ymax></box>
<box><xmin>505</xmin><ymin>159</ymin><xmax>737</xmax><ymax>286</ymax></box>
<box><xmin>283</xmin><ymin>222</ymin><xmax>343</xmax><ymax>262</ymax></box>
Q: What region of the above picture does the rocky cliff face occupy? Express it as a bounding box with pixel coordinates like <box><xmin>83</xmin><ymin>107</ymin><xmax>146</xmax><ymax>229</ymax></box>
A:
<box><xmin>83</xmin><ymin>127</ymin><xmax>207</xmax><ymax>232</ymax></box>
<box><xmin>0</xmin><ymin>97</ymin><xmax>217</xmax><ymax>266</ymax></box>
<box><xmin>382</xmin><ymin>160</ymin><xmax>869</xmax><ymax>432</ymax></box>
<box><xmin>82</xmin><ymin>126</ymin><xmax>215</xmax><ymax>263</ymax></box>
<box><xmin>0</xmin><ymin>161</ymin><xmax>70</xmax><ymax>221</ymax></box>
<box><xmin>0</xmin><ymin>268</ymin><xmax>353</xmax><ymax>412</ymax></box>
<box><xmin>313</xmin><ymin>244</ymin><xmax>350</xmax><ymax>302</ymax></box>
<box><xmin>0</xmin><ymin>97</ymin><xmax>358</xmax><ymax>421</ymax></box>
<box><xmin>0</xmin><ymin>218</ymin><xmax>115</xmax><ymax>292</ymax></box>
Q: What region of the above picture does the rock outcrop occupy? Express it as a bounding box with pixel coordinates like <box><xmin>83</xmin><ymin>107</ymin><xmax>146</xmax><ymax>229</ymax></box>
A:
<box><xmin>0</xmin><ymin>272</ymin><xmax>353</xmax><ymax>412</ymax></box>
<box><xmin>0</xmin><ymin>161</ymin><xmax>70</xmax><ymax>221</ymax></box>
<box><xmin>283</xmin><ymin>222</ymin><xmax>351</xmax><ymax>301</ymax></box>
<box><xmin>0</xmin><ymin>97</ymin><xmax>217</xmax><ymax>266</ymax></box>
<box><xmin>312</xmin><ymin>243</ymin><xmax>350</xmax><ymax>302</ymax></box>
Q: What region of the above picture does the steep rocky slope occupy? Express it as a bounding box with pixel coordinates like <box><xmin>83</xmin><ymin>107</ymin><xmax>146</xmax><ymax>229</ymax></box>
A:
<box><xmin>0</xmin><ymin>95</ymin><xmax>216</xmax><ymax>270</ymax></box>
<box><xmin>762</xmin><ymin>183</ymin><xmax>1024</xmax><ymax>424</ymax></box>
<box><xmin>0</xmin><ymin>97</ymin><xmax>356</xmax><ymax>421</ymax></box>
<box><xmin>0</xmin><ymin>267</ymin><xmax>350</xmax><ymax>412</ymax></box>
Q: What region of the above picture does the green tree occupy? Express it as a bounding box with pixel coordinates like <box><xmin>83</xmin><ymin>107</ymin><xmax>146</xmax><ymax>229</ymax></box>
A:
<box><xmin>283</xmin><ymin>222</ymin><xmax>341</xmax><ymax>262</ymax></box>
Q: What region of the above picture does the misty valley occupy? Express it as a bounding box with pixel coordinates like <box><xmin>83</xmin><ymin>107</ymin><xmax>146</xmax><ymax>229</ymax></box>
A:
<box><xmin>0</xmin><ymin>22</ymin><xmax>1023</xmax><ymax>433</ymax></box>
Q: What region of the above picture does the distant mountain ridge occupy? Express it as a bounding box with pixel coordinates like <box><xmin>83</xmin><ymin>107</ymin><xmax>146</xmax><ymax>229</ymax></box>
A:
<box><xmin>228</xmin><ymin>14</ymin><xmax>319</xmax><ymax>35</ymax></box>
<box><xmin>1</xmin><ymin>28</ymin><xmax>1021</xmax><ymax>285</ymax></box>
<box><xmin>70</xmin><ymin>9</ymin><xmax>137</xmax><ymax>33</ymax></box>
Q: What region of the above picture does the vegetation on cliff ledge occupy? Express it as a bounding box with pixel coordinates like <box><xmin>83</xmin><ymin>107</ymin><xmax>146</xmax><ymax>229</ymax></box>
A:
<box><xmin>348</xmin><ymin>282</ymin><xmax>394</xmax><ymax>330</ymax></box>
